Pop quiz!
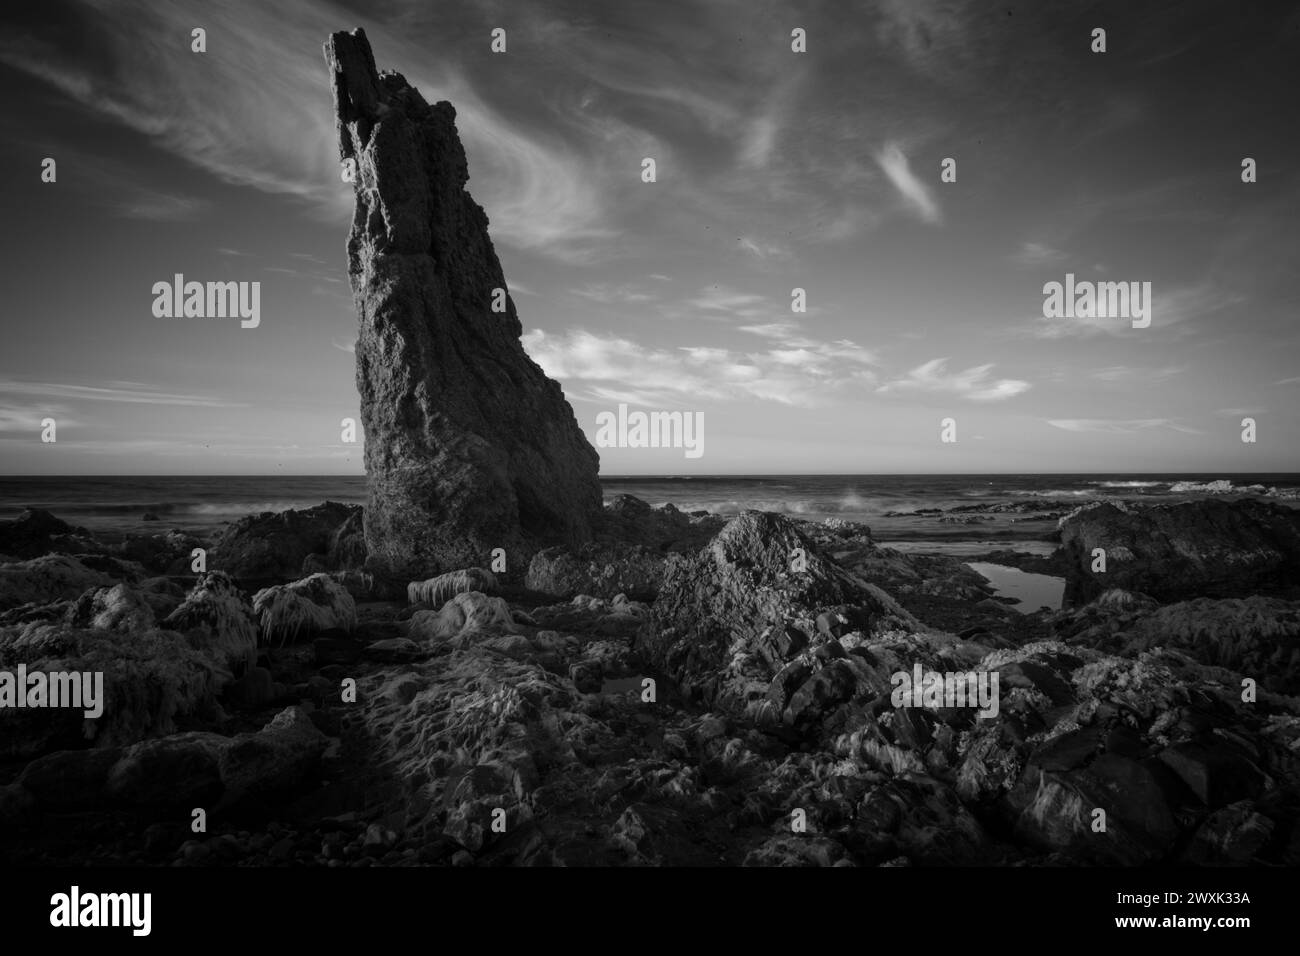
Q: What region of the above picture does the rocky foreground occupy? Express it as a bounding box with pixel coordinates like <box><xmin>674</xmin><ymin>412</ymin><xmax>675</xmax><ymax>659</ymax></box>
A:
<box><xmin>1</xmin><ymin>493</ymin><xmax>1298</xmax><ymax>867</ymax></box>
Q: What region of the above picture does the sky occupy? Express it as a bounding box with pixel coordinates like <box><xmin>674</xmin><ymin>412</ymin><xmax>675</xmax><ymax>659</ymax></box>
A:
<box><xmin>1</xmin><ymin>0</ymin><xmax>1298</xmax><ymax>476</ymax></box>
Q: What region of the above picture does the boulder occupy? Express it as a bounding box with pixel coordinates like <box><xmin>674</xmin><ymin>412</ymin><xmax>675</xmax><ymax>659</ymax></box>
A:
<box><xmin>1004</xmin><ymin>754</ymin><xmax>1180</xmax><ymax>864</ymax></box>
<box><xmin>357</xmin><ymin>651</ymin><xmax>573</xmax><ymax>838</ymax></box>
<box><xmin>0</xmin><ymin>555</ymin><xmax>116</xmax><ymax>611</ymax></box>
<box><xmin>0</xmin><ymin>509</ymin><xmax>90</xmax><ymax>559</ymax></box>
<box><xmin>0</xmin><ymin>622</ymin><xmax>230</xmax><ymax>758</ymax></box>
<box><xmin>1059</xmin><ymin>595</ymin><xmax>1300</xmax><ymax>694</ymax></box>
<box><xmin>136</xmin><ymin>576</ymin><xmax>188</xmax><ymax>619</ymax></box>
<box><xmin>323</xmin><ymin>28</ymin><xmax>602</xmax><ymax>581</ymax></box>
<box><xmin>217</xmin><ymin>705</ymin><xmax>329</xmax><ymax>802</ymax></box>
<box><xmin>112</xmin><ymin>529</ymin><xmax>206</xmax><ymax>575</ymax></box>
<box><xmin>209</xmin><ymin>501</ymin><xmax>361</xmax><ymax>580</ymax></box>
<box><xmin>163</xmin><ymin>571</ymin><xmax>259</xmax><ymax>667</ymax></box>
<box><xmin>64</xmin><ymin>583</ymin><xmax>155</xmax><ymax>632</ymax></box>
<box><xmin>407</xmin><ymin>568</ymin><xmax>497</xmax><ymax>606</ymax></box>
<box><xmin>593</xmin><ymin>495</ymin><xmax>725</xmax><ymax>552</ymax></box>
<box><xmin>637</xmin><ymin>512</ymin><xmax>922</xmax><ymax>718</ymax></box>
<box><xmin>1185</xmin><ymin>801</ymin><xmax>1275</xmax><ymax>865</ymax></box>
<box><xmin>2</xmin><ymin>706</ymin><xmax>328</xmax><ymax>815</ymax></box>
<box><xmin>16</xmin><ymin>747</ymin><xmax>122</xmax><ymax>809</ymax></box>
<box><xmin>1155</xmin><ymin>740</ymin><xmax>1266</xmax><ymax>809</ymax></box>
<box><xmin>1057</xmin><ymin>498</ymin><xmax>1300</xmax><ymax>603</ymax></box>
<box><xmin>408</xmin><ymin>591</ymin><xmax>516</xmax><ymax>644</ymax></box>
<box><xmin>252</xmin><ymin>573</ymin><xmax>357</xmax><ymax>644</ymax></box>
<box><xmin>525</xmin><ymin>543</ymin><xmax>664</xmax><ymax>600</ymax></box>
<box><xmin>104</xmin><ymin>732</ymin><xmax>228</xmax><ymax>809</ymax></box>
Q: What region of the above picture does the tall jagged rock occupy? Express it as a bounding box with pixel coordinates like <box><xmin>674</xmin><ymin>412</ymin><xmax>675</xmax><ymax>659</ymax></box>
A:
<box><xmin>323</xmin><ymin>28</ymin><xmax>601</xmax><ymax>582</ymax></box>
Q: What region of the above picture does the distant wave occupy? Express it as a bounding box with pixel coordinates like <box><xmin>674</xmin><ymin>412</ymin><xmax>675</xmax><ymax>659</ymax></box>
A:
<box><xmin>1008</xmin><ymin>489</ymin><xmax>1095</xmax><ymax>498</ymax></box>
<box><xmin>1013</xmin><ymin>481</ymin><xmax>1300</xmax><ymax>500</ymax></box>
<box><xmin>1170</xmin><ymin>479</ymin><xmax>1242</xmax><ymax>493</ymax></box>
<box><xmin>1168</xmin><ymin>479</ymin><xmax>1300</xmax><ymax>499</ymax></box>
<box><xmin>654</xmin><ymin>498</ymin><xmax>819</xmax><ymax>516</ymax></box>
<box><xmin>1088</xmin><ymin>480</ymin><xmax>1164</xmax><ymax>488</ymax></box>
<box><xmin>608</xmin><ymin>495</ymin><xmax>897</xmax><ymax>517</ymax></box>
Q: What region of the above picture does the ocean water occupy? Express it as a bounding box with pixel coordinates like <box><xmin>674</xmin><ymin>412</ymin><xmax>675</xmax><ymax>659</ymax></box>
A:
<box><xmin>0</xmin><ymin>473</ymin><xmax>1297</xmax><ymax>556</ymax></box>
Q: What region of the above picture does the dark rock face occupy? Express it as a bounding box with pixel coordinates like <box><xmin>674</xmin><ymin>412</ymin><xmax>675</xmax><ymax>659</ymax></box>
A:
<box><xmin>525</xmin><ymin>495</ymin><xmax>727</xmax><ymax>601</ymax></box>
<box><xmin>113</xmin><ymin>529</ymin><xmax>206</xmax><ymax>575</ymax></box>
<box><xmin>0</xmin><ymin>510</ymin><xmax>89</xmax><ymax>560</ymax></box>
<box><xmin>526</xmin><ymin>544</ymin><xmax>664</xmax><ymax>601</ymax></box>
<box><xmin>1057</xmin><ymin>499</ymin><xmax>1300</xmax><ymax>603</ymax></box>
<box><xmin>326</xmin><ymin>508</ymin><xmax>367</xmax><ymax>571</ymax></box>
<box><xmin>594</xmin><ymin>495</ymin><xmax>725</xmax><ymax>552</ymax></box>
<box><xmin>13</xmin><ymin>706</ymin><xmax>326</xmax><ymax>813</ymax></box>
<box><xmin>210</xmin><ymin>502</ymin><xmax>361</xmax><ymax>581</ymax></box>
<box><xmin>1054</xmin><ymin>594</ymin><xmax>1300</xmax><ymax>694</ymax></box>
<box><xmin>324</xmin><ymin>28</ymin><xmax>601</xmax><ymax>582</ymax></box>
<box><xmin>1005</xmin><ymin>755</ymin><xmax>1180</xmax><ymax>865</ymax></box>
<box><xmin>0</xmin><ymin>555</ymin><xmax>117</xmax><ymax>612</ymax></box>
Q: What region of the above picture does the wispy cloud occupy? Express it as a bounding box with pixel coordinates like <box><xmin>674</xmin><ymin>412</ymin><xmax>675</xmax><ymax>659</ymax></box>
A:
<box><xmin>0</xmin><ymin>379</ymin><xmax>245</xmax><ymax>408</ymax></box>
<box><xmin>875</xmin><ymin>142</ymin><xmax>941</xmax><ymax>225</ymax></box>
<box><xmin>685</xmin><ymin>286</ymin><xmax>771</xmax><ymax>320</ymax></box>
<box><xmin>0</xmin><ymin>404</ymin><xmax>76</xmax><ymax>435</ymax></box>
<box><xmin>877</xmin><ymin>358</ymin><xmax>1028</xmax><ymax>401</ymax></box>
<box><xmin>737</xmin><ymin>323</ymin><xmax>817</xmax><ymax>348</ymax></box>
<box><xmin>1089</xmin><ymin>365</ymin><xmax>1184</xmax><ymax>383</ymax></box>
<box><xmin>1046</xmin><ymin>418</ymin><xmax>1203</xmax><ymax>435</ymax></box>
<box><xmin>739</xmin><ymin>116</ymin><xmax>778</xmax><ymax>168</ymax></box>
<box><xmin>876</xmin><ymin>0</ymin><xmax>978</xmax><ymax>84</ymax></box>
<box><xmin>265</xmin><ymin>265</ymin><xmax>343</xmax><ymax>284</ymax></box>
<box><xmin>1030</xmin><ymin>279</ymin><xmax>1242</xmax><ymax>339</ymax></box>
<box><xmin>0</xmin><ymin>2</ymin><xmax>615</xmax><ymax>259</ymax></box>
<box><xmin>736</xmin><ymin>236</ymin><xmax>792</xmax><ymax>260</ymax></box>
<box><xmin>523</xmin><ymin>328</ymin><xmax>877</xmax><ymax>407</ymax></box>
<box><xmin>109</xmin><ymin>190</ymin><xmax>210</xmax><ymax>222</ymax></box>
<box><xmin>571</xmin><ymin>283</ymin><xmax>659</xmax><ymax>306</ymax></box>
<box><xmin>1012</xmin><ymin>242</ymin><xmax>1066</xmax><ymax>266</ymax></box>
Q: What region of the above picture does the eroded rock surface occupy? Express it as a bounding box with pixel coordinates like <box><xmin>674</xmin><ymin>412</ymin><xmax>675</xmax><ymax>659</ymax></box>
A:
<box><xmin>1057</xmin><ymin>499</ymin><xmax>1300</xmax><ymax>603</ymax></box>
<box><xmin>324</xmin><ymin>28</ymin><xmax>601</xmax><ymax>584</ymax></box>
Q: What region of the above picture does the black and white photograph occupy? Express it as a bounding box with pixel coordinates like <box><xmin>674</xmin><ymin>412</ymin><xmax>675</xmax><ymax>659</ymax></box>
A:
<box><xmin>1</xmin><ymin>0</ymin><xmax>1296</xmax><ymax>939</ymax></box>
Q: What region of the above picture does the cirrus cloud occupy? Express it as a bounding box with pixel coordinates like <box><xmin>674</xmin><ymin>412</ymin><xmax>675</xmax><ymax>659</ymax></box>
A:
<box><xmin>876</xmin><ymin>358</ymin><xmax>1029</xmax><ymax>401</ymax></box>
<box><xmin>522</xmin><ymin>327</ymin><xmax>878</xmax><ymax>408</ymax></box>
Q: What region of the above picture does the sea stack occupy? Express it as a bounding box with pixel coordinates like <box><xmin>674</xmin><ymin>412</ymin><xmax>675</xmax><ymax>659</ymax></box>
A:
<box><xmin>323</xmin><ymin>29</ymin><xmax>602</xmax><ymax>582</ymax></box>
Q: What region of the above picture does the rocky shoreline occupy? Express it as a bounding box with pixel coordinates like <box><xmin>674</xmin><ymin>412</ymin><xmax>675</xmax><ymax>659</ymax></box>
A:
<box><xmin>2</xmin><ymin>492</ymin><xmax>1298</xmax><ymax>867</ymax></box>
<box><xmin>7</xmin><ymin>28</ymin><xmax>1290</xmax><ymax>869</ymax></box>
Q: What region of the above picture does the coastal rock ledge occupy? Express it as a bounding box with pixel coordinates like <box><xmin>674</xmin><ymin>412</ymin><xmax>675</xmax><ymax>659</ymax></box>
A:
<box><xmin>324</xmin><ymin>28</ymin><xmax>602</xmax><ymax>582</ymax></box>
